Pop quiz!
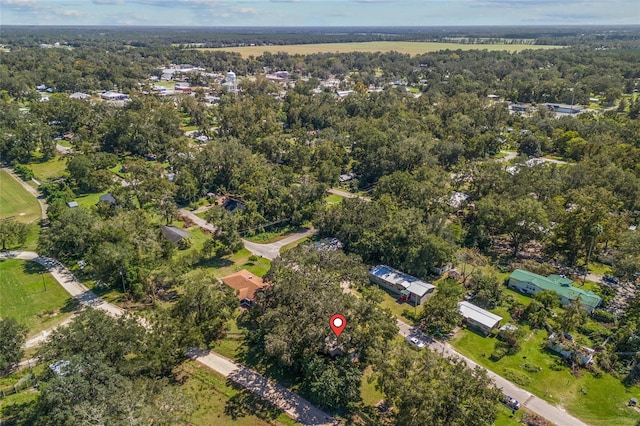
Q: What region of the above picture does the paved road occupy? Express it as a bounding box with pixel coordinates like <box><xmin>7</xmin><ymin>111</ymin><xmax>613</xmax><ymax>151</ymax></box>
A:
<box><xmin>196</xmin><ymin>350</ymin><xmax>339</xmax><ymax>425</ymax></box>
<box><xmin>327</xmin><ymin>188</ymin><xmax>371</xmax><ymax>202</ymax></box>
<box><xmin>178</xmin><ymin>208</ymin><xmax>215</xmax><ymax>232</ymax></box>
<box><xmin>242</xmin><ymin>228</ymin><xmax>317</xmax><ymax>260</ymax></box>
<box><xmin>179</xmin><ymin>208</ymin><xmax>317</xmax><ymax>260</ymax></box>
<box><xmin>397</xmin><ymin>319</ymin><xmax>588</xmax><ymax>426</ymax></box>
<box><xmin>498</xmin><ymin>151</ymin><xmax>519</xmax><ymax>163</ymax></box>
<box><xmin>3</xmin><ymin>251</ymin><xmax>125</xmax><ymax>318</ymax></box>
<box><xmin>24</xmin><ymin>315</ymin><xmax>77</xmax><ymax>349</ymax></box>
<box><xmin>56</xmin><ymin>144</ymin><xmax>72</xmax><ymax>155</ymax></box>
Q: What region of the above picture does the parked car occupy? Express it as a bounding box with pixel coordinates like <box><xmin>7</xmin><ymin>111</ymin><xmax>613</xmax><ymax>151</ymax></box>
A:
<box><xmin>502</xmin><ymin>395</ymin><xmax>520</xmax><ymax>410</ymax></box>
<box><xmin>603</xmin><ymin>275</ymin><xmax>619</xmax><ymax>284</ymax></box>
<box><xmin>409</xmin><ymin>337</ymin><xmax>426</xmax><ymax>349</ymax></box>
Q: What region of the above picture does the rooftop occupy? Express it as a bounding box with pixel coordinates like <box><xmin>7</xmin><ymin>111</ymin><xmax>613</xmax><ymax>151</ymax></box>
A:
<box><xmin>221</xmin><ymin>269</ymin><xmax>268</xmax><ymax>301</ymax></box>
<box><xmin>458</xmin><ymin>301</ymin><xmax>503</xmax><ymax>329</ymax></box>
<box><xmin>509</xmin><ymin>269</ymin><xmax>602</xmax><ymax>308</ymax></box>
<box><xmin>160</xmin><ymin>225</ymin><xmax>192</xmax><ymax>244</ymax></box>
<box><xmin>370</xmin><ymin>265</ymin><xmax>435</xmax><ymax>297</ymax></box>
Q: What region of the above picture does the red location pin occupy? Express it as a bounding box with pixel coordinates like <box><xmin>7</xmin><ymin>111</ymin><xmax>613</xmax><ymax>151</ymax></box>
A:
<box><xmin>330</xmin><ymin>314</ymin><xmax>346</xmax><ymax>337</ymax></box>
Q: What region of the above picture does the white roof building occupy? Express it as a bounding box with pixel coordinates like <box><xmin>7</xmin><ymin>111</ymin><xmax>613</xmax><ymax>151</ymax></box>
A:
<box><xmin>458</xmin><ymin>301</ymin><xmax>502</xmax><ymax>334</ymax></box>
<box><xmin>69</xmin><ymin>92</ymin><xmax>90</xmax><ymax>100</ymax></box>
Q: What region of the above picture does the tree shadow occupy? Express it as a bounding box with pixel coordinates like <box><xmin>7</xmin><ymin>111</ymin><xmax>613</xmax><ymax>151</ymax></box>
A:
<box><xmin>194</xmin><ymin>257</ymin><xmax>233</xmax><ymax>269</ymax></box>
<box><xmin>22</xmin><ymin>261</ymin><xmax>47</xmax><ymax>275</ymax></box>
<box><xmin>60</xmin><ymin>297</ymin><xmax>80</xmax><ymax>313</ymax></box>
<box><xmin>224</xmin><ymin>386</ymin><xmax>285</xmax><ymax>421</ymax></box>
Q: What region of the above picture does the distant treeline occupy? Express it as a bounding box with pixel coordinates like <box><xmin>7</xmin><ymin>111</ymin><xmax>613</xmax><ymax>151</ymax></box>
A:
<box><xmin>1</xmin><ymin>26</ymin><xmax>639</xmax><ymax>49</ymax></box>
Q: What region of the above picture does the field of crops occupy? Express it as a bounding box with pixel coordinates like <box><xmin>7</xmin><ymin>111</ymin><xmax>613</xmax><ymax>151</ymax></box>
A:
<box><xmin>200</xmin><ymin>41</ymin><xmax>563</xmax><ymax>57</ymax></box>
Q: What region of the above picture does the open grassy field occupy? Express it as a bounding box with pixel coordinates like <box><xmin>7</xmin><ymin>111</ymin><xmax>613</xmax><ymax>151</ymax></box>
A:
<box><xmin>451</xmin><ymin>327</ymin><xmax>640</xmax><ymax>426</ymax></box>
<box><xmin>0</xmin><ymin>170</ymin><xmax>41</xmax><ymax>223</ymax></box>
<box><xmin>200</xmin><ymin>41</ymin><xmax>563</xmax><ymax>58</ymax></box>
<box><xmin>0</xmin><ymin>259</ymin><xmax>74</xmax><ymax>336</ymax></box>
<box><xmin>28</xmin><ymin>157</ymin><xmax>68</xmax><ymax>181</ymax></box>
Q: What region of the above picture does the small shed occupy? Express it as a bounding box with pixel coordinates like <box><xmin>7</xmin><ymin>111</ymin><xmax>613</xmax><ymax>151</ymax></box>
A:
<box><xmin>66</xmin><ymin>201</ymin><xmax>79</xmax><ymax>208</ymax></box>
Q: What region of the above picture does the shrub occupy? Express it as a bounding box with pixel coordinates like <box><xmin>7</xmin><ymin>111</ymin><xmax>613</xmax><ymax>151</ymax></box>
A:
<box><xmin>521</xmin><ymin>363</ymin><xmax>542</xmax><ymax>373</ymax></box>
<box><xmin>178</xmin><ymin>238</ymin><xmax>192</xmax><ymax>250</ymax></box>
<box><xmin>13</xmin><ymin>163</ymin><xmax>34</xmax><ymax>180</ymax></box>
<box><xmin>248</xmin><ymin>255</ymin><xmax>259</xmax><ymax>262</ymax></box>
<box><xmin>490</xmin><ymin>347</ymin><xmax>507</xmax><ymax>361</ymax></box>
<box><xmin>502</xmin><ymin>368</ymin><xmax>531</xmax><ymax>386</ymax></box>
<box><xmin>593</xmin><ymin>309</ymin><xmax>616</xmax><ymax>324</ymax></box>
<box><xmin>402</xmin><ymin>309</ymin><xmax>420</xmax><ymax>323</ymax></box>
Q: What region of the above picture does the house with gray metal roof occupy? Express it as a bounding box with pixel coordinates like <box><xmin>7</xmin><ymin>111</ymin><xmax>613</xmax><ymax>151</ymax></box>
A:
<box><xmin>369</xmin><ymin>265</ymin><xmax>435</xmax><ymax>305</ymax></box>
<box><xmin>508</xmin><ymin>269</ymin><xmax>602</xmax><ymax>313</ymax></box>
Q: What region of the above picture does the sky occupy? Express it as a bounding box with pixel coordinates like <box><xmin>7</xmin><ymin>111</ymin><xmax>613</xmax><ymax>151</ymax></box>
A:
<box><xmin>1</xmin><ymin>0</ymin><xmax>638</xmax><ymax>27</ymax></box>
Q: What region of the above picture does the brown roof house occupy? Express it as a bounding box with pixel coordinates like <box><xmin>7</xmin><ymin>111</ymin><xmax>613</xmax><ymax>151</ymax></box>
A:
<box><xmin>221</xmin><ymin>270</ymin><xmax>268</xmax><ymax>307</ymax></box>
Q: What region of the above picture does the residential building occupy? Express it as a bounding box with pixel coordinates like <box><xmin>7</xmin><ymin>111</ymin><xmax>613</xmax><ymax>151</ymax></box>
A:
<box><xmin>458</xmin><ymin>301</ymin><xmax>503</xmax><ymax>334</ymax></box>
<box><xmin>369</xmin><ymin>265</ymin><xmax>435</xmax><ymax>305</ymax></box>
<box><xmin>221</xmin><ymin>269</ymin><xmax>268</xmax><ymax>307</ymax></box>
<box><xmin>100</xmin><ymin>91</ymin><xmax>129</xmax><ymax>101</ymax></box>
<box><xmin>69</xmin><ymin>92</ymin><xmax>90</xmax><ymax>100</ymax></box>
<box><xmin>508</xmin><ymin>269</ymin><xmax>602</xmax><ymax>313</ymax></box>
<box><xmin>542</xmin><ymin>103</ymin><xmax>583</xmax><ymax>114</ymax></box>
<box><xmin>222</xmin><ymin>197</ymin><xmax>245</xmax><ymax>214</ymax></box>
<box><xmin>510</xmin><ymin>103</ymin><xmax>532</xmax><ymax>112</ymax></box>
<box><xmin>547</xmin><ymin>333</ymin><xmax>594</xmax><ymax>366</ymax></box>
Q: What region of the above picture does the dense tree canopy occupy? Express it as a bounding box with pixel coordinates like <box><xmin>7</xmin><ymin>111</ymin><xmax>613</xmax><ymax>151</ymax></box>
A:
<box><xmin>247</xmin><ymin>248</ymin><xmax>397</xmax><ymax>409</ymax></box>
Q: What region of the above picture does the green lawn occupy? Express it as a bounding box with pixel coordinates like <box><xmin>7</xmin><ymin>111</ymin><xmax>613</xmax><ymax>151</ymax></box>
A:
<box><xmin>177</xmin><ymin>360</ymin><xmax>299</xmax><ymax>426</ymax></box>
<box><xmin>0</xmin><ymin>170</ymin><xmax>41</xmax><ymax>223</ymax></box>
<box><xmin>28</xmin><ymin>157</ymin><xmax>68</xmax><ymax>181</ymax></box>
<box><xmin>324</xmin><ymin>194</ymin><xmax>343</xmax><ymax>205</ymax></box>
<box><xmin>451</xmin><ymin>327</ymin><xmax>640</xmax><ymax>426</ymax></box>
<box><xmin>0</xmin><ymin>259</ymin><xmax>75</xmax><ymax>336</ymax></box>
<box><xmin>280</xmin><ymin>237</ymin><xmax>310</xmax><ymax>254</ymax></box>
<box><xmin>74</xmin><ymin>191</ymin><xmax>107</xmax><ymax>208</ymax></box>
<box><xmin>246</xmin><ymin>226</ymin><xmax>308</xmax><ymax>244</ymax></box>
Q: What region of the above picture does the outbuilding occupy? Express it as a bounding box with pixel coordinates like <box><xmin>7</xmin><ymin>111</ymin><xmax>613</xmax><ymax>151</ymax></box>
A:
<box><xmin>458</xmin><ymin>301</ymin><xmax>502</xmax><ymax>335</ymax></box>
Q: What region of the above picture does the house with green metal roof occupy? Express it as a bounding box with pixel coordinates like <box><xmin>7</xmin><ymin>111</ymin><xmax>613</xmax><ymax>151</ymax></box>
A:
<box><xmin>508</xmin><ymin>269</ymin><xmax>602</xmax><ymax>313</ymax></box>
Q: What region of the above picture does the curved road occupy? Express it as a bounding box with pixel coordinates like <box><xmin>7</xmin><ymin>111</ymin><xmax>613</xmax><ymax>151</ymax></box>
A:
<box><xmin>242</xmin><ymin>228</ymin><xmax>317</xmax><ymax>260</ymax></box>
<box><xmin>178</xmin><ymin>208</ymin><xmax>316</xmax><ymax>260</ymax></box>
